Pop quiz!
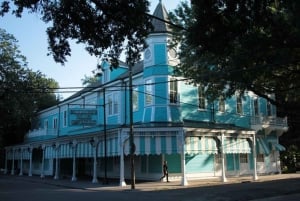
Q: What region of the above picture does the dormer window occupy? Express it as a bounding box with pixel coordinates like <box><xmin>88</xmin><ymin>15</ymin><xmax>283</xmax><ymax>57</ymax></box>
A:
<box><xmin>103</xmin><ymin>69</ymin><xmax>109</xmax><ymax>83</ymax></box>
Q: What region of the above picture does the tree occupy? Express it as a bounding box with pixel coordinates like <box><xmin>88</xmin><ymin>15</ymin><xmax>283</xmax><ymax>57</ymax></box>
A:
<box><xmin>0</xmin><ymin>0</ymin><xmax>153</xmax><ymax>67</ymax></box>
<box><xmin>0</xmin><ymin>28</ymin><xmax>59</xmax><ymax>147</ymax></box>
<box><xmin>169</xmin><ymin>0</ymin><xmax>300</xmax><ymax>109</ymax></box>
<box><xmin>81</xmin><ymin>74</ymin><xmax>98</xmax><ymax>87</ymax></box>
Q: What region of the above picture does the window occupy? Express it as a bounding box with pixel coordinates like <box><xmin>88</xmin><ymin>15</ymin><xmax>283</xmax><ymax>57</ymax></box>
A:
<box><xmin>253</xmin><ymin>98</ymin><xmax>259</xmax><ymax>116</ymax></box>
<box><xmin>257</xmin><ymin>154</ymin><xmax>264</xmax><ymax>162</ymax></box>
<box><xmin>236</xmin><ymin>94</ymin><xmax>243</xmax><ymax>114</ymax></box>
<box><xmin>266</xmin><ymin>101</ymin><xmax>272</xmax><ymax>116</ymax></box>
<box><xmin>53</xmin><ymin>118</ymin><xmax>58</xmax><ymax>129</ymax></box>
<box><xmin>108</xmin><ymin>94</ymin><xmax>113</xmax><ymax>115</ymax></box>
<box><xmin>107</xmin><ymin>93</ymin><xmax>119</xmax><ymax>115</ymax></box>
<box><xmin>133</xmin><ymin>87</ymin><xmax>139</xmax><ymax>111</ymax></box>
<box><xmin>63</xmin><ymin>110</ymin><xmax>67</xmax><ymax>127</ymax></box>
<box><xmin>219</xmin><ymin>96</ymin><xmax>225</xmax><ymax>112</ymax></box>
<box><xmin>240</xmin><ymin>154</ymin><xmax>248</xmax><ymax>163</ymax></box>
<box><xmin>145</xmin><ymin>79</ymin><xmax>153</xmax><ymax>105</ymax></box>
<box><xmin>169</xmin><ymin>78</ymin><xmax>178</xmax><ymax>104</ymax></box>
<box><xmin>44</xmin><ymin>120</ymin><xmax>48</xmax><ymax>129</ymax></box>
<box><xmin>198</xmin><ymin>84</ymin><xmax>206</xmax><ymax>109</ymax></box>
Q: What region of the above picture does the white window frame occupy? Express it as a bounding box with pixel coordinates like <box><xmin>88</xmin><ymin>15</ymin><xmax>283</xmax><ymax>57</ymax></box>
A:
<box><xmin>218</xmin><ymin>96</ymin><xmax>225</xmax><ymax>113</ymax></box>
<box><xmin>133</xmin><ymin>87</ymin><xmax>139</xmax><ymax>112</ymax></box>
<box><xmin>44</xmin><ymin>120</ymin><xmax>48</xmax><ymax>129</ymax></box>
<box><xmin>63</xmin><ymin>110</ymin><xmax>67</xmax><ymax>127</ymax></box>
<box><xmin>53</xmin><ymin>117</ymin><xmax>58</xmax><ymax>129</ymax></box>
<box><xmin>107</xmin><ymin>92</ymin><xmax>119</xmax><ymax>115</ymax></box>
<box><xmin>236</xmin><ymin>93</ymin><xmax>243</xmax><ymax>115</ymax></box>
<box><xmin>266</xmin><ymin>101</ymin><xmax>273</xmax><ymax>116</ymax></box>
<box><xmin>169</xmin><ymin>78</ymin><xmax>179</xmax><ymax>104</ymax></box>
<box><xmin>145</xmin><ymin>79</ymin><xmax>153</xmax><ymax>105</ymax></box>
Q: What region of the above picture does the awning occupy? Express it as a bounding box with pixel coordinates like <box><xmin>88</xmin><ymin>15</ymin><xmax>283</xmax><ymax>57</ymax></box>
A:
<box><xmin>270</xmin><ymin>142</ymin><xmax>286</xmax><ymax>151</ymax></box>
<box><xmin>223</xmin><ymin>138</ymin><xmax>251</xmax><ymax>154</ymax></box>
<box><xmin>124</xmin><ymin>134</ymin><xmax>180</xmax><ymax>155</ymax></box>
<box><xmin>256</xmin><ymin>138</ymin><xmax>270</xmax><ymax>155</ymax></box>
<box><xmin>185</xmin><ymin>136</ymin><xmax>218</xmax><ymax>154</ymax></box>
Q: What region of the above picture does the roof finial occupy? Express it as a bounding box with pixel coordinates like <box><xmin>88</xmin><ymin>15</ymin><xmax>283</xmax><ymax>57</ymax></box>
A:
<box><xmin>159</xmin><ymin>0</ymin><xmax>162</xmax><ymax>4</ymax></box>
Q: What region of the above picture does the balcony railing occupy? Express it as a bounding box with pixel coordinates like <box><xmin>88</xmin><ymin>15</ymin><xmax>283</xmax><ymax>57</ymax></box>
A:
<box><xmin>25</xmin><ymin>128</ymin><xmax>58</xmax><ymax>139</ymax></box>
<box><xmin>251</xmin><ymin>116</ymin><xmax>288</xmax><ymax>128</ymax></box>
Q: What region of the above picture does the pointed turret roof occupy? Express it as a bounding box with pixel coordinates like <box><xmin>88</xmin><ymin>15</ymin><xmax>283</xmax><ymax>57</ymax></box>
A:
<box><xmin>151</xmin><ymin>0</ymin><xmax>172</xmax><ymax>33</ymax></box>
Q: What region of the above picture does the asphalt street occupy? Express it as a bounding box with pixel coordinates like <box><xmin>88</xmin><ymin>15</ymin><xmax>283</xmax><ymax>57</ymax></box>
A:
<box><xmin>1</xmin><ymin>173</ymin><xmax>300</xmax><ymax>201</ymax></box>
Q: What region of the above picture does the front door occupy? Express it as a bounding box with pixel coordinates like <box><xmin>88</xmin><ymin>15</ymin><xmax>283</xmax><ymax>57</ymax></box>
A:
<box><xmin>239</xmin><ymin>153</ymin><xmax>249</xmax><ymax>175</ymax></box>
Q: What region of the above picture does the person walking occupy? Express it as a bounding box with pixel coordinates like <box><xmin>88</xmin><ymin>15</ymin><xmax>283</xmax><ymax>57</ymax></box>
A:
<box><xmin>160</xmin><ymin>160</ymin><xmax>169</xmax><ymax>182</ymax></box>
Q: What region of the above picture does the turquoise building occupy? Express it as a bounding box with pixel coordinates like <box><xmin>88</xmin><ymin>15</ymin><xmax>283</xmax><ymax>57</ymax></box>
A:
<box><xmin>4</xmin><ymin>2</ymin><xmax>288</xmax><ymax>186</ymax></box>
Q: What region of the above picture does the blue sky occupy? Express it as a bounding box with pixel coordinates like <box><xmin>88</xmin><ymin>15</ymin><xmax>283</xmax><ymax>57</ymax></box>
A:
<box><xmin>0</xmin><ymin>0</ymin><xmax>182</xmax><ymax>99</ymax></box>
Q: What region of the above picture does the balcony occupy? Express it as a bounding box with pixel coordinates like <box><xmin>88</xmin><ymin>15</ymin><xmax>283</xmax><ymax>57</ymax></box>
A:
<box><xmin>25</xmin><ymin>128</ymin><xmax>58</xmax><ymax>139</ymax></box>
<box><xmin>251</xmin><ymin>116</ymin><xmax>288</xmax><ymax>135</ymax></box>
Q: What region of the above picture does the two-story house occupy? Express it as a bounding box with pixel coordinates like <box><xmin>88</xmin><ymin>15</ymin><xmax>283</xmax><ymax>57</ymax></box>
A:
<box><xmin>4</xmin><ymin>1</ymin><xmax>288</xmax><ymax>186</ymax></box>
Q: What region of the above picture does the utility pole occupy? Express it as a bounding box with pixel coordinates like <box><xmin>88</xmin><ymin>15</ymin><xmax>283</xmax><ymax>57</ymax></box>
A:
<box><xmin>129</xmin><ymin>63</ymin><xmax>135</xmax><ymax>189</ymax></box>
<box><xmin>103</xmin><ymin>87</ymin><xmax>108</xmax><ymax>184</ymax></box>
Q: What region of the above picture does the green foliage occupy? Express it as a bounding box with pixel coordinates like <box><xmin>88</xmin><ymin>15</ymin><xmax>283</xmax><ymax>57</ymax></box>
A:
<box><xmin>81</xmin><ymin>74</ymin><xmax>98</xmax><ymax>87</ymax></box>
<box><xmin>280</xmin><ymin>145</ymin><xmax>300</xmax><ymax>173</ymax></box>
<box><xmin>0</xmin><ymin>29</ymin><xmax>59</xmax><ymax>147</ymax></box>
<box><xmin>169</xmin><ymin>0</ymin><xmax>300</xmax><ymax>109</ymax></box>
<box><xmin>1</xmin><ymin>0</ymin><xmax>153</xmax><ymax>67</ymax></box>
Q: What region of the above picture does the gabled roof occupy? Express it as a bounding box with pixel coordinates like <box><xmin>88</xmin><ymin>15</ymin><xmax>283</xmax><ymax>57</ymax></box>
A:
<box><xmin>151</xmin><ymin>0</ymin><xmax>172</xmax><ymax>33</ymax></box>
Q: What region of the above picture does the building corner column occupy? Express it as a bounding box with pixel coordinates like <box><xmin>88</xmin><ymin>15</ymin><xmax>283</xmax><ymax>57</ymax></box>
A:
<box><xmin>71</xmin><ymin>140</ymin><xmax>77</xmax><ymax>182</ymax></box>
<box><xmin>40</xmin><ymin>145</ymin><xmax>45</xmax><ymax>178</ymax></box>
<box><xmin>28</xmin><ymin>147</ymin><xmax>33</xmax><ymax>177</ymax></box>
<box><xmin>91</xmin><ymin>137</ymin><xmax>99</xmax><ymax>183</ymax></box>
<box><xmin>119</xmin><ymin>130</ymin><xmax>128</xmax><ymax>187</ymax></box>
<box><xmin>221</xmin><ymin>133</ymin><xmax>227</xmax><ymax>182</ymax></box>
<box><xmin>180</xmin><ymin>129</ymin><xmax>188</xmax><ymax>186</ymax></box>
<box><xmin>252</xmin><ymin>135</ymin><xmax>258</xmax><ymax>181</ymax></box>
<box><xmin>19</xmin><ymin>148</ymin><xmax>23</xmax><ymax>176</ymax></box>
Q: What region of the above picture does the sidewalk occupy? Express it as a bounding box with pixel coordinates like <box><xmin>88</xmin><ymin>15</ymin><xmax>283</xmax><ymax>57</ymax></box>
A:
<box><xmin>3</xmin><ymin>173</ymin><xmax>300</xmax><ymax>191</ymax></box>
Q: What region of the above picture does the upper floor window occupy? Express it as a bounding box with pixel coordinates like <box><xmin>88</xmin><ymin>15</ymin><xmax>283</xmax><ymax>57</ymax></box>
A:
<box><xmin>108</xmin><ymin>93</ymin><xmax>119</xmax><ymax>115</ymax></box>
<box><xmin>133</xmin><ymin>87</ymin><xmax>139</xmax><ymax>112</ymax></box>
<box><xmin>266</xmin><ymin>101</ymin><xmax>272</xmax><ymax>116</ymax></box>
<box><xmin>253</xmin><ymin>98</ymin><xmax>259</xmax><ymax>116</ymax></box>
<box><xmin>198</xmin><ymin>84</ymin><xmax>206</xmax><ymax>109</ymax></box>
<box><xmin>44</xmin><ymin>120</ymin><xmax>48</xmax><ymax>129</ymax></box>
<box><xmin>53</xmin><ymin>118</ymin><xmax>58</xmax><ymax>129</ymax></box>
<box><xmin>169</xmin><ymin>78</ymin><xmax>178</xmax><ymax>104</ymax></box>
<box><xmin>145</xmin><ymin>79</ymin><xmax>153</xmax><ymax>105</ymax></box>
<box><xmin>63</xmin><ymin>110</ymin><xmax>67</xmax><ymax>127</ymax></box>
<box><xmin>219</xmin><ymin>96</ymin><xmax>225</xmax><ymax>112</ymax></box>
<box><xmin>236</xmin><ymin>93</ymin><xmax>243</xmax><ymax>115</ymax></box>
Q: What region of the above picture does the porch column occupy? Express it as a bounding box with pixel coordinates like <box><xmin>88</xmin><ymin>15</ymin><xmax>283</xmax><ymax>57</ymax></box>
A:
<box><xmin>4</xmin><ymin>149</ymin><xmax>8</xmax><ymax>174</ymax></box>
<box><xmin>11</xmin><ymin>149</ymin><xmax>15</xmax><ymax>175</ymax></box>
<box><xmin>221</xmin><ymin>133</ymin><xmax>227</xmax><ymax>182</ymax></box>
<box><xmin>180</xmin><ymin>129</ymin><xmax>188</xmax><ymax>186</ymax></box>
<box><xmin>40</xmin><ymin>145</ymin><xmax>45</xmax><ymax>178</ymax></box>
<box><xmin>53</xmin><ymin>143</ymin><xmax>60</xmax><ymax>180</ymax></box>
<box><xmin>90</xmin><ymin>137</ymin><xmax>99</xmax><ymax>183</ymax></box>
<box><xmin>28</xmin><ymin>147</ymin><xmax>32</xmax><ymax>176</ymax></box>
<box><xmin>119</xmin><ymin>130</ymin><xmax>127</xmax><ymax>187</ymax></box>
<box><xmin>71</xmin><ymin>140</ymin><xmax>77</xmax><ymax>182</ymax></box>
<box><xmin>252</xmin><ymin>135</ymin><xmax>258</xmax><ymax>180</ymax></box>
<box><xmin>19</xmin><ymin>148</ymin><xmax>23</xmax><ymax>176</ymax></box>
